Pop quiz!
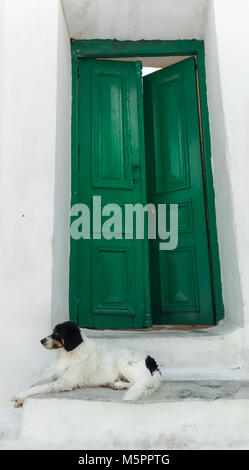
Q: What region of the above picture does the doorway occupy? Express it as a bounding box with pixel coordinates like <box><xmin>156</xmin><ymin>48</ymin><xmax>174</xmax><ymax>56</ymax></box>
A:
<box><xmin>70</xmin><ymin>41</ymin><xmax>224</xmax><ymax>329</ymax></box>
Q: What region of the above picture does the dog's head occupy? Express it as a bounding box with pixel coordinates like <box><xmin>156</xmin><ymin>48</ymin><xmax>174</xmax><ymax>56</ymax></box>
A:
<box><xmin>40</xmin><ymin>321</ymin><xmax>83</xmax><ymax>352</ymax></box>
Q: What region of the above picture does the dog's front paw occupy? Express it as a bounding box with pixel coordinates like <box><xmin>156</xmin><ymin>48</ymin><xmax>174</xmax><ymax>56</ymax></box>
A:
<box><xmin>11</xmin><ymin>396</ymin><xmax>24</xmax><ymax>408</ymax></box>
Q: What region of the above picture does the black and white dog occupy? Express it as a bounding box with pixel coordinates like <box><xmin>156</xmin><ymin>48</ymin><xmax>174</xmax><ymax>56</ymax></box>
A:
<box><xmin>11</xmin><ymin>321</ymin><xmax>162</xmax><ymax>408</ymax></box>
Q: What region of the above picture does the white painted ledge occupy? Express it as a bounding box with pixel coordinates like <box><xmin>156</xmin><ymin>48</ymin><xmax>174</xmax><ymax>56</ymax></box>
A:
<box><xmin>80</xmin><ymin>325</ymin><xmax>248</xmax><ymax>374</ymax></box>
<box><xmin>81</xmin><ymin>321</ymin><xmax>240</xmax><ymax>338</ymax></box>
<box><xmin>20</xmin><ymin>381</ymin><xmax>249</xmax><ymax>449</ymax></box>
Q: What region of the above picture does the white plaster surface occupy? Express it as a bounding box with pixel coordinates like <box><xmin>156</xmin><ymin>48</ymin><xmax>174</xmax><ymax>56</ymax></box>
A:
<box><xmin>3</xmin><ymin>379</ymin><xmax>249</xmax><ymax>450</ymax></box>
<box><xmin>62</xmin><ymin>0</ymin><xmax>209</xmax><ymax>40</ymax></box>
<box><xmin>51</xmin><ymin>0</ymin><xmax>71</xmax><ymax>327</ymax></box>
<box><xmin>18</xmin><ymin>381</ymin><xmax>249</xmax><ymax>449</ymax></box>
<box><xmin>204</xmin><ymin>0</ymin><xmax>244</xmax><ymax>329</ymax></box>
<box><xmin>0</xmin><ymin>0</ymin><xmax>71</xmax><ymax>406</ymax></box>
<box><xmin>81</xmin><ymin>327</ymin><xmax>249</xmax><ymax>377</ymax></box>
<box><xmin>205</xmin><ymin>0</ymin><xmax>249</xmax><ymax>335</ymax></box>
<box><xmin>22</xmin><ymin>380</ymin><xmax>249</xmax><ymax>403</ymax></box>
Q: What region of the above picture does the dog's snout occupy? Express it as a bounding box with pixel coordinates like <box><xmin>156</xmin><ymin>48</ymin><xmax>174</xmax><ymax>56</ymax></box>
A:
<box><xmin>40</xmin><ymin>335</ymin><xmax>58</xmax><ymax>350</ymax></box>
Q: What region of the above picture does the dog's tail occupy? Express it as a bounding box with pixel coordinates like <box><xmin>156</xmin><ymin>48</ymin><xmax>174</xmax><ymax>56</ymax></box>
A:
<box><xmin>123</xmin><ymin>356</ymin><xmax>163</xmax><ymax>401</ymax></box>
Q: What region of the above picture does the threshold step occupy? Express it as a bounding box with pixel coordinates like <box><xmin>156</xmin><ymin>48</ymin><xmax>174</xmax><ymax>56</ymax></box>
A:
<box><xmin>20</xmin><ymin>381</ymin><xmax>249</xmax><ymax>449</ymax></box>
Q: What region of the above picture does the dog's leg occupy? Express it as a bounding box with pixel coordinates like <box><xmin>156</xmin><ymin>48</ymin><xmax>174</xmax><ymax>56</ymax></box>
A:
<box><xmin>11</xmin><ymin>378</ymin><xmax>72</xmax><ymax>408</ymax></box>
<box><xmin>31</xmin><ymin>375</ymin><xmax>57</xmax><ymax>387</ymax></box>
<box><xmin>102</xmin><ymin>381</ymin><xmax>131</xmax><ymax>391</ymax></box>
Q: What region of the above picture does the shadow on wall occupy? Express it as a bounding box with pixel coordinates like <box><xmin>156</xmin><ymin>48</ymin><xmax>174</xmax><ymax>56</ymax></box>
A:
<box><xmin>204</xmin><ymin>0</ymin><xmax>243</xmax><ymax>328</ymax></box>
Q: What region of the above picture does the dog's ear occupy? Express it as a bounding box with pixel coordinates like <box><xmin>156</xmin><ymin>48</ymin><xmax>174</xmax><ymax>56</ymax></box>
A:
<box><xmin>62</xmin><ymin>322</ymin><xmax>83</xmax><ymax>352</ymax></box>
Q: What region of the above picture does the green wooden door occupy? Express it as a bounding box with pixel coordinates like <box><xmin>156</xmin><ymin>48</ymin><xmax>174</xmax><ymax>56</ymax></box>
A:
<box><xmin>75</xmin><ymin>59</ymin><xmax>150</xmax><ymax>328</ymax></box>
<box><xmin>143</xmin><ymin>57</ymin><xmax>214</xmax><ymax>325</ymax></box>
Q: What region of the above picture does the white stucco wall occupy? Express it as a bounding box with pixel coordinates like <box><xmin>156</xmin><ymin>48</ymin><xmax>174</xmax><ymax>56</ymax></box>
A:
<box><xmin>51</xmin><ymin>1</ymin><xmax>71</xmax><ymax>326</ymax></box>
<box><xmin>0</xmin><ymin>0</ymin><xmax>71</xmax><ymax>404</ymax></box>
<box><xmin>204</xmin><ymin>0</ymin><xmax>244</xmax><ymax>328</ymax></box>
<box><xmin>62</xmin><ymin>0</ymin><xmax>208</xmax><ymax>40</ymax></box>
<box><xmin>206</xmin><ymin>0</ymin><xmax>249</xmax><ymax>334</ymax></box>
<box><xmin>204</xmin><ymin>0</ymin><xmax>249</xmax><ymax>340</ymax></box>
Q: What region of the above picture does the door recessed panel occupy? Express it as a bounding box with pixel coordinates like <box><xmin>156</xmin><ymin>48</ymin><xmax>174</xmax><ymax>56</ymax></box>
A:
<box><xmin>92</xmin><ymin>68</ymin><xmax>133</xmax><ymax>189</ymax></box>
<box><xmin>152</xmin><ymin>74</ymin><xmax>190</xmax><ymax>194</ymax></box>
<box><xmin>91</xmin><ymin>245</ymin><xmax>135</xmax><ymax>316</ymax></box>
<box><xmin>159</xmin><ymin>247</ymin><xmax>200</xmax><ymax>313</ymax></box>
<box><xmin>167</xmin><ymin>200</ymin><xmax>193</xmax><ymax>234</ymax></box>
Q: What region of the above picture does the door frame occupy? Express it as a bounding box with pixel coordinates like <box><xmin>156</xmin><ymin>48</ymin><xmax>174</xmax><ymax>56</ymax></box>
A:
<box><xmin>70</xmin><ymin>39</ymin><xmax>224</xmax><ymax>326</ymax></box>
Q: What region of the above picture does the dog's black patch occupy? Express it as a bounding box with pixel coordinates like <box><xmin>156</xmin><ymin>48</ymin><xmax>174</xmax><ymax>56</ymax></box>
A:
<box><xmin>145</xmin><ymin>355</ymin><xmax>160</xmax><ymax>375</ymax></box>
<box><xmin>53</xmin><ymin>321</ymin><xmax>83</xmax><ymax>352</ymax></box>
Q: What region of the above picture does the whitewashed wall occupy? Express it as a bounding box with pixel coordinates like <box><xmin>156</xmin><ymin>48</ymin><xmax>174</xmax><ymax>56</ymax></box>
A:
<box><xmin>62</xmin><ymin>0</ymin><xmax>209</xmax><ymax>40</ymax></box>
<box><xmin>204</xmin><ymin>0</ymin><xmax>249</xmax><ymax>340</ymax></box>
<box><xmin>206</xmin><ymin>0</ymin><xmax>249</xmax><ymax>334</ymax></box>
<box><xmin>51</xmin><ymin>2</ymin><xmax>71</xmax><ymax>327</ymax></box>
<box><xmin>204</xmin><ymin>0</ymin><xmax>244</xmax><ymax>328</ymax></box>
<box><xmin>0</xmin><ymin>0</ymin><xmax>71</xmax><ymax>404</ymax></box>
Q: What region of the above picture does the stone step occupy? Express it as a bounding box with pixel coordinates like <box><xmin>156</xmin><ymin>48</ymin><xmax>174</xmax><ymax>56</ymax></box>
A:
<box><xmin>20</xmin><ymin>380</ymin><xmax>249</xmax><ymax>449</ymax></box>
<box><xmin>81</xmin><ymin>327</ymin><xmax>247</xmax><ymax>373</ymax></box>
